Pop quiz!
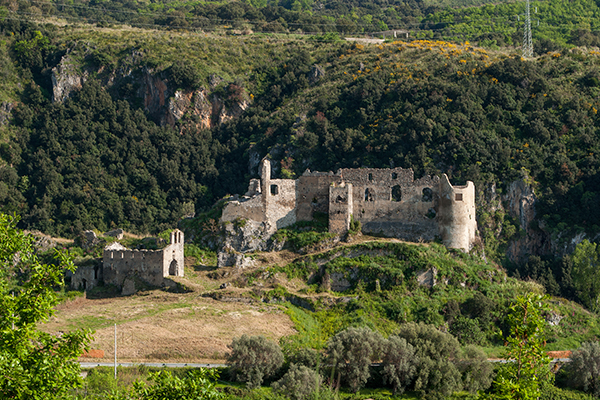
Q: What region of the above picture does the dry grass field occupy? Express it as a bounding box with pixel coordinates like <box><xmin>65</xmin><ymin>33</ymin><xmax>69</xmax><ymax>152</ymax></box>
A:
<box><xmin>42</xmin><ymin>258</ymin><xmax>297</xmax><ymax>364</ymax></box>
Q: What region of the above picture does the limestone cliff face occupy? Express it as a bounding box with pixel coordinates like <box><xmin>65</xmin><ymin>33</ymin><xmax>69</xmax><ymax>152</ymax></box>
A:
<box><xmin>49</xmin><ymin>55</ymin><xmax>249</xmax><ymax>130</ymax></box>
<box><xmin>51</xmin><ymin>55</ymin><xmax>86</xmax><ymax>103</ymax></box>
<box><xmin>504</xmin><ymin>178</ymin><xmax>551</xmax><ymax>263</ymax></box>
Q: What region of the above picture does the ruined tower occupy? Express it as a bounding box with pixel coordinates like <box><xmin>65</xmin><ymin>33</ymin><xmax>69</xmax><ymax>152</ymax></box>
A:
<box><xmin>438</xmin><ymin>174</ymin><xmax>477</xmax><ymax>251</ymax></box>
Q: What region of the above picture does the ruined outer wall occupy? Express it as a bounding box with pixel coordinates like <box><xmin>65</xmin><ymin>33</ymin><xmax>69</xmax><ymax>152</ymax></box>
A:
<box><xmin>70</xmin><ymin>263</ymin><xmax>102</xmax><ymax>291</ymax></box>
<box><xmin>221</xmin><ymin>178</ymin><xmax>265</xmax><ymax>223</ymax></box>
<box><xmin>296</xmin><ymin>171</ymin><xmax>339</xmax><ymax>221</ymax></box>
<box><xmin>329</xmin><ymin>183</ymin><xmax>353</xmax><ymax>234</ymax></box>
<box><xmin>103</xmin><ymin>248</ymin><xmax>165</xmax><ymax>287</ymax></box>
<box><xmin>265</xmin><ymin>178</ymin><xmax>297</xmax><ymax>230</ymax></box>
<box><xmin>338</xmin><ymin>168</ymin><xmax>441</xmax><ymax>241</ymax></box>
<box><xmin>438</xmin><ymin>174</ymin><xmax>477</xmax><ymax>251</ymax></box>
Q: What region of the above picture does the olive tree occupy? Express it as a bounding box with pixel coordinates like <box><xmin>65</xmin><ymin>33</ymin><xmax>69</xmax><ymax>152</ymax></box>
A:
<box><xmin>381</xmin><ymin>335</ymin><xmax>417</xmax><ymax>395</ymax></box>
<box><xmin>326</xmin><ymin>326</ymin><xmax>383</xmax><ymax>393</ymax></box>
<box><xmin>458</xmin><ymin>345</ymin><xmax>494</xmax><ymax>394</ymax></box>
<box><xmin>569</xmin><ymin>341</ymin><xmax>600</xmax><ymax>397</ymax></box>
<box><xmin>396</xmin><ymin>322</ymin><xmax>463</xmax><ymax>396</ymax></box>
<box><xmin>272</xmin><ymin>364</ymin><xmax>321</xmax><ymax>400</ymax></box>
<box><xmin>227</xmin><ymin>335</ymin><xmax>284</xmax><ymax>389</ymax></box>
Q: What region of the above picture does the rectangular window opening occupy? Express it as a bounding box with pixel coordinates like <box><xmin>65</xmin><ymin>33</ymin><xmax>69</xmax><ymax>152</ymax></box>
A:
<box><xmin>455</xmin><ymin>193</ymin><xmax>463</xmax><ymax>201</ymax></box>
<box><xmin>270</xmin><ymin>184</ymin><xmax>279</xmax><ymax>195</ymax></box>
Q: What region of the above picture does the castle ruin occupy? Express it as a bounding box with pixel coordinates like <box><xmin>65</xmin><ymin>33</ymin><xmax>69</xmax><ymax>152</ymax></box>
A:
<box><xmin>71</xmin><ymin>229</ymin><xmax>185</xmax><ymax>293</ymax></box>
<box><xmin>221</xmin><ymin>159</ymin><xmax>476</xmax><ymax>251</ymax></box>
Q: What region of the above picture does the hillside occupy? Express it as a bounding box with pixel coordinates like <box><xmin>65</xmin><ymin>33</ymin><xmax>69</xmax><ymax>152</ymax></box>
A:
<box><xmin>2</xmin><ymin>15</ymin><xmax>600</xmax><ymax>299</ymax></box>
<box><xmin>41</xmin><ymin>238</ymin><xmax>600</xmax><ymax>363</ymax></box>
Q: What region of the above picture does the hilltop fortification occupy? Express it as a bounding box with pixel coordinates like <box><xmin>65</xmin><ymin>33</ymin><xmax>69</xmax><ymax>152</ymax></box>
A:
<box><xmin>221</xmin><ymin>158</ymin><xmax>476</xmax><ymax>253</ymax></box>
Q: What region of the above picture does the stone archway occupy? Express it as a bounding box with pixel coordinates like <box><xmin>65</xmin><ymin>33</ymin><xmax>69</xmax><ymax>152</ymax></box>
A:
<box><xmin>169</xmin><ymin>260</ymin><xmax>177</xmax><ymax>276</ymax></box>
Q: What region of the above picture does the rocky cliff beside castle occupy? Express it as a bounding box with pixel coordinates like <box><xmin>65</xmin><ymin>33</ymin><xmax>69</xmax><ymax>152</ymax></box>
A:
<box><xmin>49</xmin><ymin>52</ymin><xmax>249</xmax><ymax>132</ymax></box>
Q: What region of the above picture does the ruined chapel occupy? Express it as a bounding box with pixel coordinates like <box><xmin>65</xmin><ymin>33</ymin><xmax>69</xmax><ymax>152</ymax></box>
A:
<box><xmin>70</xmin><ymin>229</ymin><xmax>185</xmax><ymax>293</ymax></box>
<box><xmin>222</xmin><ymin>158</ymin><xmax>477</xmax><ymax>251</ymax></box>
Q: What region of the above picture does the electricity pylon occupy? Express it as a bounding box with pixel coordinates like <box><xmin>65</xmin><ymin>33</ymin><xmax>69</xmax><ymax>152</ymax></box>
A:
<box><xmin>522</xmin><ymin>0</ymin><xmax>533</xmax><ymax>58</ymax></box>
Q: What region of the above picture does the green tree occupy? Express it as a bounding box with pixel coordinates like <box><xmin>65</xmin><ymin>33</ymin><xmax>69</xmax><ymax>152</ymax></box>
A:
<box><xmin>571</xmin><ymin>240</ymin><xmax>600</xmax><ymax>311</ymax></box>
<box><xmin>227</xmin><ymin>335</ymin><xmax>284</xmax><ymax>389</ymax></box>
<box><xmin>459</xmin><ymin>345</ymin><xmax>494</xmax><ymax>394</ymax></box>
<box><xmin>492</xmin><ymin>293</ymin><xmax>553</xmax><ymax>400</ymax></box>
<box><xmin>568</xmin><ymin>341</ymin><xmax>600</xmax><ymax>397</ymax></box>
<box><xmin>326</xmin><ymin>326</ymin><xmax>383</xmax><ymax>393</ymax></box>
<box><xmin>272</xmin><ymin>364</ymin><xmax>321</xmax><ymax>400</ymax></box>
<box><xmin>131</xmin><ymin>369</ymin><xmax>223</xmax><ymax>400</ymax></box>
<box><xmin>381</xmin><ymin>335</ymin><xmax>417</xmax><ymax>395</ymax></box>
<box><xmin>0</xmin><ymin>213</ymin><xmax>91</xmax><ymax>399</ymax></box>
<box><xmin>396</xmin><ymin>322</ymin><xmax>463</xmax><ymax>396</ymax></box>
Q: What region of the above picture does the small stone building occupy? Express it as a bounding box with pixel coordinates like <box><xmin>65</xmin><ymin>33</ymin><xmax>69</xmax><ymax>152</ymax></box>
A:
<box><xmin>222</xmin><ymin>158</ymin><xmax>477</xmax><ymax>251</ymax></box>
<box><xmin>71</xmin><ymin>229</ymin><xmax>185</xmax><ymax>293</ymax></box>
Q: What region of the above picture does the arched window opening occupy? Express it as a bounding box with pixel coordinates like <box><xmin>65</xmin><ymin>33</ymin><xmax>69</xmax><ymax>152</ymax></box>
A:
<box><xmin>392</xmin><ymin>172</ymin><xmax>398</xmax><ymax>180</ymax></box>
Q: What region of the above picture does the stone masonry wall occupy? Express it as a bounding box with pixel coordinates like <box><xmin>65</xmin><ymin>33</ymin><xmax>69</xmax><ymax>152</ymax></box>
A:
<box><xmin>265</xmin><ymin>178</ymin><xmax>297</xmax><ymax>230</ymax></box>
<box><xmin>100</xmin><ymin>229</ymin><xmax>185</xmax><ymax>289</ymax></box>
<box><xmin>329</xmin><ymin>183</ymin><xmax>353</xmax><ymax>234</ymax></box>
<box><xmin>296</xmin><ymin>171</ymin><xmax>338</xmax><ymax>221</ymax></box>
<box><xmin>219</xmin><ymin>158</ymin><xmax>477</xmax><ymax>254</ymax></box>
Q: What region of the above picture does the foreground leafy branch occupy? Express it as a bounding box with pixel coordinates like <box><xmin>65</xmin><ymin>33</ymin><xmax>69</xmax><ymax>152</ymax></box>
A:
<box><xmin>0</xmin><ymin>213</ymin><xmax>91</xmax><ymax>399</ymax></box>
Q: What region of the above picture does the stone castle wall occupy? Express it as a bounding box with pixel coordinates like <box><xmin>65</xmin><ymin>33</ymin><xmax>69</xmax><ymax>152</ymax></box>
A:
<box><xmin>438</xmin><ymin>175</ymin><xmax>477</xmax><ymax>251</ymax></box>
<box><xmin>220</xmin><ymin>157</ymin><xmax>477</xmax><ymax>252</ymax></box>
<box><xmin>329</xmin><ymin>183</ymin><xmax>353</xmax><ymax>234</ymax></box>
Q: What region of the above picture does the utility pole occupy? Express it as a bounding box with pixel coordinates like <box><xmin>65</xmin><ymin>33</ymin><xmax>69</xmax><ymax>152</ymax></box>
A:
<box><xmin>522</xmin><ymin>0</ymin><xmax>533</xmax><ymax>58</ymax></box>
<box><xmin>114</xmin><ymin>323</ymin><xmax>117</xmax><ymax>380</ymax></box>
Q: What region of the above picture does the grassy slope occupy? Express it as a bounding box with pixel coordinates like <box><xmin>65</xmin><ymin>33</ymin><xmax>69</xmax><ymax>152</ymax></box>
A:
<box><xmin>43</xmin><ymin>237</ymin><xmax>600</xmax><ymax>363</ymax></box>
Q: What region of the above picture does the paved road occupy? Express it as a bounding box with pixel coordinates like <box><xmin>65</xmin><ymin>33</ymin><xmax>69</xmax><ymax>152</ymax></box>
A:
<box><xmin>80</xmin><ymin>362</ymin><xmax>226</xmax><ymax>368</ymax></box>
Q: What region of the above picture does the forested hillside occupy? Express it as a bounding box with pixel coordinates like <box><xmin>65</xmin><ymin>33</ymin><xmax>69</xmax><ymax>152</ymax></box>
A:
<box><xmin>2</xmin><ymin>4</ymin><xmax>600</xmax><ymax>295</ymax></box>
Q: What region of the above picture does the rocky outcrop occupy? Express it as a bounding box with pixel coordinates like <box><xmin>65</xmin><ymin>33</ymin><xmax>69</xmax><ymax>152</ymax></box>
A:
<box><xmin>505</xmin><ymin>176</ymin><xmax>551</xmax><ymax>263</ymax></box>
<box><xmin>51</xmin><ymin>55</ymin><xmax>86</xmax><ymax>103</ymax></box>
<box><xmin>217</xmin><ymin>220</ymin><xmax>273</xmax><ymax>268</ymax></box>
<box><xmin>141</xmin><ymin>68</ymin><xmax>170</xmax><ymax>124</ymax></box>
<box><xmin>49</xmin><ymin>50</ymin><xmax>249</xmax><ymax>130</ymax></box>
